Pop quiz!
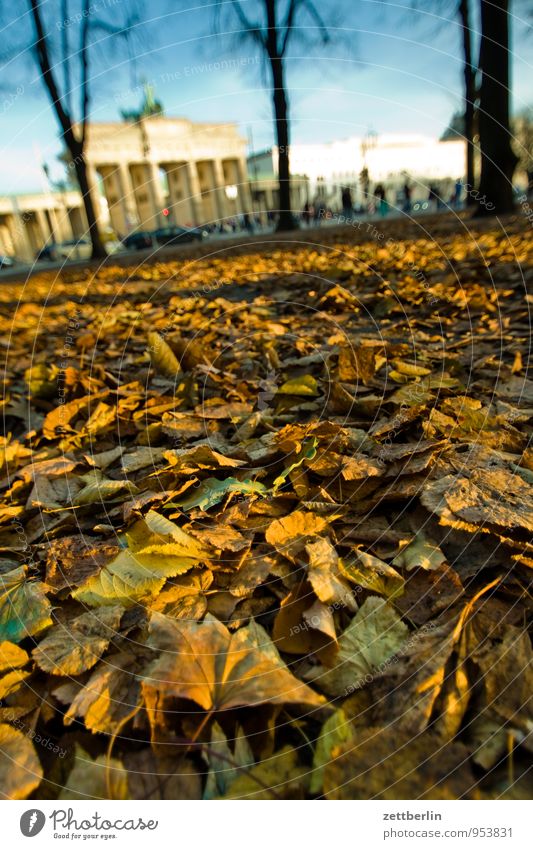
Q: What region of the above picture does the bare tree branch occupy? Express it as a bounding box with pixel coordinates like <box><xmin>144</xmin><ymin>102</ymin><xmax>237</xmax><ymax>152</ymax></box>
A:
<box><xmin>28</xmin><ymin>0</ymin><xmax>72</xmax><ymax>135</ymax></box>
<box><xmin>301</xmin><ymin>0</ymin><xmax>331</xmax><ymax>45</ymax></box>
<box><xmin>80</xmin><ymin>0</ymin><xmax>90</xmax><ymax>145</ymax></box>
<box><xmin>230</xmin><ymin>0</ymin><xmax>265</xmax><ymax>47</ymax></box>
<box><xmin>60</xmin><ymin>0</ymin><xmax>72</xmax><ymax>117</ymax></box>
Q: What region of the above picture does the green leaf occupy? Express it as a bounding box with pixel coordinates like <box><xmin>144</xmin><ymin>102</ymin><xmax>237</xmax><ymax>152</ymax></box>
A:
<box><xmin>175</xmin><ymin>477</ymin><xmax>267</xmax><ymax>512</ymax></box>
<box><xmin>0</xmin><ymin>567</ymin><xmax>52</xmax><ymax>643</ymax></box>
<box><xmin>272</xmin><ymin>437</ymin><xmax>318</xmax><ymax>493</ymax></box>
<box><xmin>279</xmin><ymin>375</ymin><xmax>319</xmax><ymax>396</ymax></box>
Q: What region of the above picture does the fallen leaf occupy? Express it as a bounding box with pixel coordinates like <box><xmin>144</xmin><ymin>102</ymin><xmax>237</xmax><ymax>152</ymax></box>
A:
<box><xmin>33</xmin><ymin>605</ymin><xmax>124</xmax><ymax>675</ymax></box>
<box><xmin>308</xmin><ymin>597</ymin><xmax>409</xmax><ymax>697</ymax></box>
<box><xmin>0</xmin><ymin>724</ymin><xmax>42</xmax><ymax>799</ymax></box>
<box><xmin>143</xmin><ymin>613</ymin><xmax>325</xmax><ymax>713</ymax></box>
<box><xmin>0</xmin><ymin>567</ymin><xmax>52</xmax><ymax>643</ymax></box>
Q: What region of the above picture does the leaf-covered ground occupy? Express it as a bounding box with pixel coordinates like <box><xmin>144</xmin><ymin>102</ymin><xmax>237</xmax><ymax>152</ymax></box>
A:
<box><xmin>0</xmin><ymin>214</ymin><xmax>532</xmax><ymax>800</ymax></box>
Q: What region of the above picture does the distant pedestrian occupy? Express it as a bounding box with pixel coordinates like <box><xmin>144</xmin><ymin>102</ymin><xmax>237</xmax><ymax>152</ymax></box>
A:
<box><xmin>242</xmin><ymin>212</ymin><xmax>254</xmax><ymax>233</ymax></box>
<box><xmin>341</xmin><ymin>187</ymin><xmax>353</xmax><ymax>219</ymax></box>
<box><xmin>374</xmin><ymin>183</ymin><xmax>388</xmax><ymax>216</ymax></box>
<box><xmin>453</xmin><ymin>178</ymin><xmax>463</xmax><ymax>208</ymax></box>
<box><xmin>302</xmin><ymin>200</ymin><xmax>312</xmax><ymax>226</ymax></box>
<box><xmin>428</xmin><ymin>184</ymin><xmax>439</xmax><ymax>210</ymax></box>
<box><xmin>403</xmin><ymin>181</ymin><xmax>412</xmax><ymax>213</ymax></box>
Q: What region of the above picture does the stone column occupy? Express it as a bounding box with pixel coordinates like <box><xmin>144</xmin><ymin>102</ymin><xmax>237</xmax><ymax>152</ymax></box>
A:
<box><xmin>118</xmin><ymin>164</ymin><xmax>139</xmax><ymax>233</ymax></box>
<box><xmin>186</xmin><ymin>161</ymin><xmax>204</xmax><ymax>226</ymax></box>
<box><xmin>86</xmin><ymin>164</ymin><xmax>104</xmax><ymax>228</ymax></box>
<box><xmin>148</xmin><ymin>162</ymin><xmax>166</xmax><ymax>229</ymax></box>
<box><xmin>237</xmin><ymin>159</ymin><xmax>253</xmax><ymax>214</ymax></box>
<box><xmin>47</xmin><ymin>207</ymin><xmax>62</xmax><ymax>242</ymax></box>
<box><xmin>10</xmin><ymin>199</ymin><xmax>33</xmax><ymax>261</ymax></box>
<box><xmin>35</xmin><ymin>209</ymin><xmax>52</xmax><ymax>245</ymax></box>
<box><xmin>212</xmin><ymin>159</ymin><xmax>229</xmax><ymax>222</ymax></box>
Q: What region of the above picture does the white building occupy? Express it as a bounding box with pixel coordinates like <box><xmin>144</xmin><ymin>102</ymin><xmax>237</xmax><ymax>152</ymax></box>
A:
<box><xmin>249</xmin><ymin>134</ymin><xmax>466</xmax><ymax>210</ymax></box>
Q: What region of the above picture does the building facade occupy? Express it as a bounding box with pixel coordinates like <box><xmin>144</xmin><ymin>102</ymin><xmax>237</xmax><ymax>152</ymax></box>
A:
<box><xmin>84</xmin><ymin>116</ymin><xmax>252</xmax><ymax>234</ymax></box>
<box><xmin>249</xmin><ymin>134</ymin><xmax>466</xmax><ymax>210</ymax></box>
<box><xmin>0</xmin><ymin>191</ymin><xmax>86</xmax><ymax>262</ymax></box>
<box><xmin>0</xmin><ymin>129</ymin><xmax>469</xmax><ymax>262</ymax></box>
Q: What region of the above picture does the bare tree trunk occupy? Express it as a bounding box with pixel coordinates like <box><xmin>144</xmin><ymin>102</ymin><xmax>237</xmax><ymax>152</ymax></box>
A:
<box><xmin>29</xmin><ymin>0</ymin><xmax>107</xmax><ymax>259</ymax></box>
<box><xmin>70</xmin><ymin>139</ymin><xmax>107</xmax><ymax>260</ymax></box>
<box><xmin>265</xmin><ymin>0</ymin><xmax>297</xmax><ymax>231</ymax></box>
<box><xmin>459</xmin><ymin>0</ymin><xmax>476</xmax><ymax>201</ymax></box>
<box><xmin>270</xmin><ymin>55</ymin><xmax>297</xmax><ymax>231</ymax></box>
<box><xmin>476</xmin><ymin>0</ymin><xmax>517</xmax><ymax>215</ymax></box>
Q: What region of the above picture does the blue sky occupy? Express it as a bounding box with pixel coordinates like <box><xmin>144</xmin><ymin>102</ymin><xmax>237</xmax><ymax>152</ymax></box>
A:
<box><xmin>1</xmin><ymin>0</ymin><xmax>532</xmax><ymax>193</ymax></box>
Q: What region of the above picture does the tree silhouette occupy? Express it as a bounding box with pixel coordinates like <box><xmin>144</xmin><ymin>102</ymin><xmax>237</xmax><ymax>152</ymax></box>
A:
<box><xmin>24</xmin><ymin>0</ymin><xmax>139</xmax><ymax>258</ymax></box>
<box><xmin>216</xmin><ymin>0</ymin><xmax>331</xmax><ymax>232</ymax></box>
<box><xmin>476</xmin><ymin>0</ymin><xmax>517</xmax><ymax>215</ymax></box>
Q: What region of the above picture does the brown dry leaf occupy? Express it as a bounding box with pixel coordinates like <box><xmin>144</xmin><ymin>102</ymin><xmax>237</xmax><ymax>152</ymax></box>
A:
<box><xmin>33</xmin><ymin>605</ymin><xmax>124</xmax><ymax>676</ymax></box>
<box><xmin>2</xmin><ymin>218</ymin><xmax>533</xmax><ymax>801</ymax></box>
<box><xmin>0</xmin><ymin>724</ymin><xmax>42</xmax><ymax>799</ymax></box>
<box><xmin>265</xmin><ymin>510</ymin><xmax>329</xmax><ymax>562</ymax></box>
<box><xmin>62</xmin><ymin>650</ymin><xmax>146</xmax><ymax>734</ymax></box>
<box><xmin>149</xmin><ymin>571</ymin><xmax>213</xmax><ymax>620</ymax></box>
<box><xmin>337</xmin><ymin>343</ymin><xmax>376</xmax><ymax>384</ymax></box>
<box><xmin>305</xmin><ymin>538</ymin><xmax>357</xmax><ymax>610</ymax></box>
<box><xmin>0</xmin><ymin>669</ymin><xmax>31</xmax><ymax>700</ymax></box>
<box><xmin>148</xmin><ymin>331</ymin><xmax>182</xmax><ymax>379</ymax></box>
<box><xmin>307</xmin><ymin>597</ymin><xmax>409</xmax><ymax>697</ymax></box>
<box><xmin>340</xmin><ymin>549</ymin><xmax>404</xmax><ymax>599</ymax></box>
<box><xmin>42</xmin><ymin>392</ymin><xmax>108</xmax><ymax>439</ymax></box>
<box><xmin>370</xmin><ymin>619</ymin><xmax>459</xmax><ymax>731</ymax></box>
<box><xmin>219</xmin><ymin>745</ymin><xmax>308</xmax><ymax>799</ymax></box>
<box><xmin>143</xmin><ymin>613</ymin><xmax>325</xmax><ymax>713</ymax></box>
<box><xmin>472</xmin><ymin>623</ymin><xmax>533</xmax><ymax>742</ymax></box>
<box><xmin>393</xmin><ymin>565</ymin><xmax>464</xmax><ymax>624</ymax></box>
<box><xmin>124</xmin><ymin>748</ymin><xmax>202</xmax><ymax>800</ymax></box>
<box><xmin>45</xmin><ymin>535</ymin><xmax>120</xmax><ymax>592</ymax></box>
<box><xmin>422</xmin><ymin>468</ymin><xmax>533</xmax><ymax>533</ymax></box>
<box><xmin>273</xmin><ymin>580</ymin><xmax>336</xmax><ymax>662</ymax></box>
<box><xmin>0</xmin><ymin>641</ymin><xmax>29</xmax><ymax>672</ymax></box>
<box><xmin>164</xmin><ymin>444</ymin><xmax>244</xmax><ymax>471</ymax></box>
